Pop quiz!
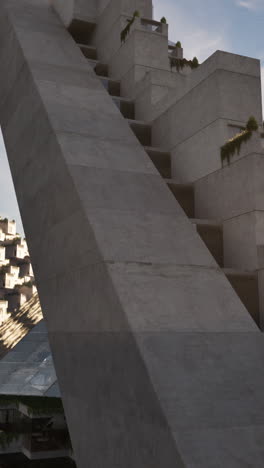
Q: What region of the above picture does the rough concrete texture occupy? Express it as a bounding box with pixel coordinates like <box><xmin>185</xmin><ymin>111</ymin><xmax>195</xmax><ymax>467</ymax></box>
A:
<box><xmin>149</xmin><ymin>44</ymin><xmax>264</xmax><ymax>321</ymax></box>
<box><xmin>194</xmin><ymin>152</ymin><xmax>264</xmax><ymax>270</ymax></box>
<box><xmin>1</xmin><ymin>1</ymin><xmax>264</xmax><ymax>467</ymax></box>
<box><xmin>109</xmin><ymin>19</ymin><xmax>169</xmax><ymax>97</ymax></box>
<box><xmin>94</xmin><ymin>0</ymin><xmax>154</xmax><ymax>69</ymax></box>
<box><xmin>51</xmin><ymin>0</ymin><xmax>97</xmax><ymax>26</ymax></box>
<box><xmin>152</xmin><ymin>51</ymin><xmax>262</xmax><ymax>183</ymax></box>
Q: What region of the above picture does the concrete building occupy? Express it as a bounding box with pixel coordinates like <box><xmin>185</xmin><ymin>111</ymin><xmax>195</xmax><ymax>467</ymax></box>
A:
<box><xmin>0</xmin><ymin>217</ymin><xmax>35</xmax><ymax>316</ymax></box>
<box><xmin>0</xmin><ymin>0</ymin><xmax>264</xmax><ymax>467</ymax></box>
<box><xmin>0</xmin><ymin>293</ymin><xmax>68</xmax><ymax>463</ymax></box>
<box><xmin>0</xmin><ymin>321</ymin><xmax>70</xmax><ymax>462</ymax></box>
<box><xmin>0</xmin><ymin>300</ymin><xmax>9</xmax><ymax>326</ymax></box>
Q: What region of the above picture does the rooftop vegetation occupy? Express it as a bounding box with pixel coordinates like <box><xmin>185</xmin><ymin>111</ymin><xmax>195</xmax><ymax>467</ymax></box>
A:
<box><xmin>170</xmin><ymin>56</ymin><xmax>199</xmax><ymax>72</ymax></box>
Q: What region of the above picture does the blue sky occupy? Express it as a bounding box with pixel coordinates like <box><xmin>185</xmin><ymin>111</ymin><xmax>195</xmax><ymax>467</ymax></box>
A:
<box><xmin>0</xmin><ymin>0</ymin><xmax>263</xmax><ymax>235</ymax></box>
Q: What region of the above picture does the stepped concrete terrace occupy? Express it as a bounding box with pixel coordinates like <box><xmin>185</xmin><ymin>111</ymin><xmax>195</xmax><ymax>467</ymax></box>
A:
<box><xmin>0</xmin><ymin>292</ymin><xmax>42</xmax><ymax>359</ymax></box>
<box><xmin>1</xmin><ymin>0</ymin><xmax>264</xmax><ymax>467</ymax></box>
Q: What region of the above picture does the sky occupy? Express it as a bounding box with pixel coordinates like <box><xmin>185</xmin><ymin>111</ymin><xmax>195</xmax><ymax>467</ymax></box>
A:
<box><xmin>0</xmin><ymin>0</ymin><xmax>264</xmax><ymax>235</ymax></box>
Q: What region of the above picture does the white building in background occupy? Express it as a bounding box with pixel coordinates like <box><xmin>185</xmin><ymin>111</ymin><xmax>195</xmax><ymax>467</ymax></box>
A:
<box><xmin>0</xmin><ymin>216</ymin><xmax>35</xmax><ymax>319</ymax></box>
<box><xmin>0</xmin><ymin>300</ymin><xmax>9</xmax><ymax>325</ymax></box>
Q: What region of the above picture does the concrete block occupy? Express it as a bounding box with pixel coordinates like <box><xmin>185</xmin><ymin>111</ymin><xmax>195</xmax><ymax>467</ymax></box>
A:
<box><xmin>109</xmin><ymin>23</ymin><xmax>170</xmax><ymax>95</ymax></box>
<box><xmin>86</xmin><ymin>208</ymin><xmax>217</xmax><ymax>269</ymax></box>
<box><xmin>48</xmin><ymin>330</ymin><xmax>185</xmax><ymax>468</ymax></box>
<box><xmin>57</xmin><ymin>131</ymin><xmax>157</xmax><ymax>174</ymax></box>
<box><xmin>194</xmin><ymin>153</ymin><xmax>264</xmax><ymax>221</ymax></box>
<box><xmin>136</xmin><ymin>332</ymin><xmax>264</xmax><ymax>432</ymax></box>
<box><xmin>152</xmin><ymin>51</ymin><xmax>262</xmax><ymax>184</ymax></box>
<box><xmin>95</xmin><ymin>0</ymin><xmax>152</xmax><ymax>62</ymax></box>
<box><xmin>225</xmin><ymin>269</ymin><xmax>259</xmax><ymax>325</ymax></box>
<box><xmin>194</xmin><ymin>155</ymin><xmax>264</xmax><ymax>271</ymax></box>
<box><xmin>108</xmin><ymin>263</ymin><xmax>257</xmax><ymax>332</ymax></box>
<box><xmin>69</xmin><ymin>166</ymin><xmax>183</xmax><ymax>214</ymax></box>
<box><xmin>223</xmin><ymin>213</ymin><xmax>258</xmax><ymax>270</ymax></box>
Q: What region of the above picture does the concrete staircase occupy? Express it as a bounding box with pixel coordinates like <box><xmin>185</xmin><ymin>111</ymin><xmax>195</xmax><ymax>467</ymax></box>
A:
<box><xmin>77</xmin><ymin>38</ymin><xmax>260</xmax><ymax>327</ymax></box>
<box><xmin>0</xmin><ymin>293</ymin><xmax>43</xmax><ymax>359</ymax></box>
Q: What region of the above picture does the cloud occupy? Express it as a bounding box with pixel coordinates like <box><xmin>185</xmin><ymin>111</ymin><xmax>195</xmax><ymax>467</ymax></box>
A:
<box><xmin>236</xmin><ymin>0</ymin><xmax>264</xmax><ymax>10</ymax></box>
<box><xmin>153</xmin><ymin>1</ymin><xmax>264</xmax><ymax>118</ymax></box>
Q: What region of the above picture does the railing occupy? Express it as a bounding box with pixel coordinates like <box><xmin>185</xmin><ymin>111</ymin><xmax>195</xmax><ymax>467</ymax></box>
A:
<box><xmin>140</xmin><ymin>18</ymin><xmax>163</xmax><ymax>33</ymax></box>
<box><xmin>168</xmin><ymin>44</ymin><xmax>183</xmax><ymax>60</ymax></box>
<box><xmin>168</xmin><ymin>44</ymin><xmax>176</xmax><ymax>53</ymax></box>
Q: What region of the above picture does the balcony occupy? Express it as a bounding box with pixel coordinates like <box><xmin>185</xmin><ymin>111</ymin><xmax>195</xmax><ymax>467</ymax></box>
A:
<box><xmin>140</xmin><ymin>18</ymin><xmax>163</xmax><ymax>33</ymax></box>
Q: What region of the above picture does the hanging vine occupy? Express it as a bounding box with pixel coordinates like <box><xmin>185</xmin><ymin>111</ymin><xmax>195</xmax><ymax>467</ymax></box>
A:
<box><xmin>170</xmin><ymin>56</ymin><xmax>199</xmax><ymax>72</ymax></box>
<box><xmin>121</xmin><ymin>10</ymin><xmax>140</xmax><ymax>43</ymax></box>
<box><xmin>221</xmin><ymin>116</ymin><xmax>259</xmax><ymax>166</ymax></box>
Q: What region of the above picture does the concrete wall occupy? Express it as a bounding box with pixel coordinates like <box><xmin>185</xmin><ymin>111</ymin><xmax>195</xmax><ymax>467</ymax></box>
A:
<box><xmin>134</xmin><ymin>68</ymin><xmax>190</xmax><ymax>122</ymax></box>
<box><xmin>97</xmin><ymin>0</ymin><xmax>110</xmax><ymax>14</ymax></box>
<box><xmin>150</xmin><ymin>47</ymin><xmax>264</xmax><ymax>325</ymax></box>
<box><xmin>52</xmin><ymin>0</ymin><xmax>153</xmax><ymax>26</ymax></box>
<box><xmin>109</xmin><ymin>18</ymin><xmax>169</xmax><ymax>97</ymax></box>
<box><xmin>94</xmin><ymin>0</ymin><xmax>153</xmax><ymax>63</ymax></box>
<box><xmin>194</xmin><ymin>149</ymin><xmax>264</xmax><ymax>270</ymax></box>
<box><xmin>51</xmin><ymin>0</ymin><xmax>97</xmax><ymax>26</ymax></box>
<box><xmin>152</xmin><ymin>51</ymin><xmax>262</xmax><ymax>183</ymax></box>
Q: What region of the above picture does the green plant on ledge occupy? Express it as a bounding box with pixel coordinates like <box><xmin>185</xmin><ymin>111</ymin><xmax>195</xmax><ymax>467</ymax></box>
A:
<box><xmin>175</xmin><ymin>41</ymin><xmax>182</xmax><ymax>48</ymax></box>
<box><xmin>192</xmin><ymin>57</ymin><xmax>199</xmax><ymax>68</ymax></box>
<box><xmin>160</xmin><ymin>17</ymin><xmax>167</xmax><ymax>24</ymax></box>
<box><xmin>170</xmin><ymin>56</ymin><xmax>199</xmax><ymax>72</ymax></box>
<box><xmin>121</xmin><ymin>10</ymin><xmax>140</xmax><ymax>43</ymax></box>
<box><xmin>221</xmin><ymin>116</ymin><xmax>259</xmax><ymax>166</ymax></box>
